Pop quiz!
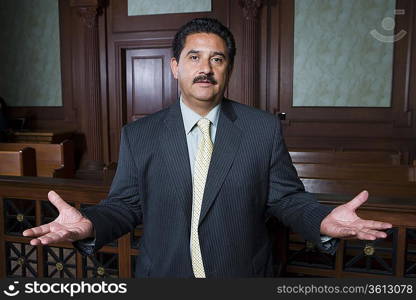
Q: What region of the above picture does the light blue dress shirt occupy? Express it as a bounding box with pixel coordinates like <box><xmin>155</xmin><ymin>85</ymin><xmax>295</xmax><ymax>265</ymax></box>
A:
<box><xmin>179</xmin><ymin>97</ymin><xmax>221</xmax><ymax>178</ymax></box>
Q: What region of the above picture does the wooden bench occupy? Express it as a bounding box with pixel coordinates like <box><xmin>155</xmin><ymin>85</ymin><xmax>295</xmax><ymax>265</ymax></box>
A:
<box><xmin>289</xmin><ymin>150</ymin><xmax>402</xmax><ymax>165</ymax></box>
<box><xmin>294</xmin><ymin>163</ymin><xmax>415</xmax><ymax>183</ymax></box>
<box><xmin>0</xmin><ymin>140</ymin><xmax>75</xmax><ymax>178</ymax></box>
<box><xmin>301</xmin><ymin>178</ymin><xmax>416</xmax><ymax>199</ymax></box>
<box><xmin>288</xmin><ymin>149</ymin><xmax>416</xmax><ymax>202</ymax></box>
<box><xmin>0</xmin><ymin>148</ymin><xmax>36</xmax><ymax>176</ymax></box>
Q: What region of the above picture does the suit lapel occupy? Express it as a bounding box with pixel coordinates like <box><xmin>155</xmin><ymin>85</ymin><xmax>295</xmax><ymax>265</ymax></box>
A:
<box><xmin>161</xmin><ymin>101</ymin><xmax>193</xmax><ymax>223</ymax></box>
<box><xmin>199</xmin><ymin>99</ymin><xmax>242</xmax><ymax>225</ymax></box>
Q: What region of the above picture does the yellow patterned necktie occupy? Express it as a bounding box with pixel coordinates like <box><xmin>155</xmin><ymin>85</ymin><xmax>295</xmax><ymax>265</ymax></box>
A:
<box><xmin>190</xmin><ymin>118</ymin><xmax>213</xmax><ymax>278</ymax></box>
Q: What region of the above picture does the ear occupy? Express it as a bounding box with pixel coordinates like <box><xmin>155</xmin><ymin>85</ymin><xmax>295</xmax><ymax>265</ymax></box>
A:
<box><xmin>170</xmin><ymin>57</ymin><xmax>179</xmax><ymax>79</ymax></box>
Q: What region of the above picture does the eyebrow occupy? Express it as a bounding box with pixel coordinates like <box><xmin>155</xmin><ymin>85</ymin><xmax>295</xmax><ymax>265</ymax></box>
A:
<box><xmin>212</xmin><ymin>51</ymin><xmax>226</xmax><ymax>59</ymax></box>
<box><xmin>185</xmin><ymin>49</ymin><xmax>227</xmax><ymax>59</ymax></box>
<box><xmin>186</xmin><ymin>50</ymin><xmax>200</xmax><ymax>56</ymax></box>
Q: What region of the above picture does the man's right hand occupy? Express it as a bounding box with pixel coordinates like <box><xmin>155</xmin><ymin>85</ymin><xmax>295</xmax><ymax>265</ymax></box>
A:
<box><xmin>23</xmin><ymin>191</ymin><xmax>94</xmax><ymax>246</ymax></box>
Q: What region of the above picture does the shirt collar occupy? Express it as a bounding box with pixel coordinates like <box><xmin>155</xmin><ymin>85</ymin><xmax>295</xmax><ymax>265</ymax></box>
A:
<box><xmin>180</xmin><ymin>96</ymin><xmax>221</xmax><ymax>135</ymax></box>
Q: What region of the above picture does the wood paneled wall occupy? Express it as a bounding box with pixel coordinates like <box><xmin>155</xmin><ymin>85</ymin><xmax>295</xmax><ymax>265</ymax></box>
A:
<box><xmin>6</xmin><ymin>0</ymin><xmax>416</xmax><ymax>171</ymax></box>
<box><xmin>260</xmin><ymin>0</ymin><xmax>416</xmax><ymax>159</ymax></box>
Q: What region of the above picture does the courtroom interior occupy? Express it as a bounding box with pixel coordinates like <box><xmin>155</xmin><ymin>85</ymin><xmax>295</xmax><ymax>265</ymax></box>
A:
<box><xmin>0</xmin><ymin>0</ymin><xmax>415</xmax><ymax>278</ymax></box>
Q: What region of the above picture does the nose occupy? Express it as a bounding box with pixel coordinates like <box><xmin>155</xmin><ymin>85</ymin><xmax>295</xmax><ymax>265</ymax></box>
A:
<box><xmin>199</xmin><ymin>57</ymin><xmax>213</xmax><ymax>74</ymax></box>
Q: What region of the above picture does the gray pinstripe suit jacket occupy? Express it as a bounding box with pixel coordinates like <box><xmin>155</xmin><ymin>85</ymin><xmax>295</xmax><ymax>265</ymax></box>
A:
<box><xmin>79</xmin><ymin>98</ymin><xmax>333</xmax><ymax>278</ymax></box>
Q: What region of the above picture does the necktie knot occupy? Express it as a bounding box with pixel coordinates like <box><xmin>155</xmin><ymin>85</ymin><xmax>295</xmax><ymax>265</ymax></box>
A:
<box><xmin>197</xmin><ymin>118</ymin><xmax>211</xmax><ymax>137</ymax></box>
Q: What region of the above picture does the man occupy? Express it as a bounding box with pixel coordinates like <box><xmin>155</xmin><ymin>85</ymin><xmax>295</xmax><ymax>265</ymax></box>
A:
<box><xmin>23</xmin><ymin>18</ymin><xmax>392</xmax><ymax>278</ymax></box>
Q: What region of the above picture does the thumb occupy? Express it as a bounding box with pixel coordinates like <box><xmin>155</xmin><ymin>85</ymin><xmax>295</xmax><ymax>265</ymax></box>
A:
<box><xmin>344</xmin><ymin>190</ymin><xmax>369</xmax><ymax>211</ymax></box>
<box><xmin>48</xmin><ymin>190</ymin><xmax>71</xmax><ymax>213</ymax></box>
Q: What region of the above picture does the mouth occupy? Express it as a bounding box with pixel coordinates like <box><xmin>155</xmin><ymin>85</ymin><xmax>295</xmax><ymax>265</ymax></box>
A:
<box><xmin>195</xmin><ymin>81</ymin><xmax>215</xmax><ymax>86</ymax></box>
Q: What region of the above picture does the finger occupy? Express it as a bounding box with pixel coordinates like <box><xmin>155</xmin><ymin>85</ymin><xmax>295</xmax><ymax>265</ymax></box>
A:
<box><xmin>344</xmin><ymin>190</ymin><xmax>369</xmax><ymax>211</ymax></box>
<box><xmin>339</xmin><ymin>228</ymin><xmax>389</xmax><ymax>240</ymax></box>
<box><xmin>37</xmin><ymin>231</ymin><xmax>70</xmax><ymax>245</ymax></box>
<box><xmin>334</xmin><ymin>226</ymin><xmax>385</xmax><ymax>239</ymax></box>
<box><xmin>48</xmin><ymin>190</ymin><xmax>72</xmax><ymax>213</ymax></box>
<box><xmin>374</xmin><ymin>230</ymin><xmax>388</xmax><ymax>239</ymax></box>
<box><xmin>359</xmin><ymin>219</ymin><xmax>392</xmax><ymax>230</ymax></box>
<box><xmin>29</xmin><ymin>238</ymin><xmax>42</xmax><ymax>246</ymax></box>
<box><xmin>366</xmin><ymin>229</ymin><xmax>389</xmax><ymax>239</ymax></box>
<box><xmin>355</xmin><ymin>230</ymin><xmax>378</xmax><ymax>241</ymax></box>
<box><xmin>360</xmin><ymin>228</ymin><xmax>388</xmax><ymax>238</ymax></box>
<box><xmin>23</xmin><ymin>223</ymin><xmax>51</xmax><ymax>237</ymax></box>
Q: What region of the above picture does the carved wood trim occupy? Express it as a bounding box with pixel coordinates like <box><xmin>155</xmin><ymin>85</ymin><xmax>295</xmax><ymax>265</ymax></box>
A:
<box><xmin>239</xmin><ymin>0</ymin><xmax>263</xmax><ymax>20</ymax></box>
<box><xmin>239</xmin><ymin>0</ymin><xmax>263</xmax><ymax>107</ymax></box>
<box><xmin>71</xmin><ymin>0</ymin><xmax>105</xmax><ymax>167</ymax></box>
<box><xmin>394</xmin><ymin>0</ymin><xmax>415</xmax><ymax>128</ymax></box>
<box><xmin>76</xmin><ymin>6</ymin><xmax>99</xmax><ymax>28</ymax></box>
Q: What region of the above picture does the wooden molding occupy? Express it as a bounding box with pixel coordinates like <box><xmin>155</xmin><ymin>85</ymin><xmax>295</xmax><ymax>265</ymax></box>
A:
<box><xmin>239</xmin><ymin>0</ymin><xmax>263</xmax><ymax>20</ymax></box>
<box><xmin>69</xmin><ymin>0</ymin><xmax>101</xmax><ymax>8</ymax></box>
<box><xmin>70</xmin><ymin>0</ymin><xmax>105</xmax><ymax>28</ymax></box>
<box><xmin>76</xmin><ymin>6</ymin><xmax>100</xmax><ymax>28</ymax></box>
<box><xmin>239</xmin><ymin>0</ymin><xmax>263</xmax><ymax>107</ymax></box>
<box><xmin>71</xmin><ymin>0</ymin><xmax>104</xmax><ymax>167</ymax></box>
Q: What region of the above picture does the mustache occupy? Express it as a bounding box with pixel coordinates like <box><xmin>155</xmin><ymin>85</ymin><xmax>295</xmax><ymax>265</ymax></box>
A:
<box><xmin>193</xmin><ymin>74</ymin><xmax>217</xmax><ymax>85</ymax></box>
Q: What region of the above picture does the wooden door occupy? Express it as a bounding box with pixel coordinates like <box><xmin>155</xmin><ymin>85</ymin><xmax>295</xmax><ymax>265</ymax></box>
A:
<box><xmin>125</xmin><ymin>48</ymin><xmax>177</xmax><ymax>122</ymax></box>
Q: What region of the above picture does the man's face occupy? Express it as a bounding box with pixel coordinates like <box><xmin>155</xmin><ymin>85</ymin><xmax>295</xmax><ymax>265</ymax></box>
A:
<box><xmin>170</xmin><ymin>33</ymin><xmax>231</xmax><ymax>107</ymax></box>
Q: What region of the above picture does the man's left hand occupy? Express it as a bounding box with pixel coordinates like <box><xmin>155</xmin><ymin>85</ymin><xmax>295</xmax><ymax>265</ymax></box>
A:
<box><xmin>320</xmin><ymin>190</ymin><xmax>392</xmax><ymax>240</ymax></box>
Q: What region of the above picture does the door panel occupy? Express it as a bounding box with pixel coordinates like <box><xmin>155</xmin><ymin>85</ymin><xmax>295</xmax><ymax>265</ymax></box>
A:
<box><xmin>125</xmin><ymin>48</ymin><xmax>178</xmax><ymax>122</ymax></box>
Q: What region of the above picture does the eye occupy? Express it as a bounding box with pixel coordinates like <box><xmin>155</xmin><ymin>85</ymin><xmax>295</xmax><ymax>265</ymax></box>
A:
<box><xmin>189</xmin><ymin>55</ymin><xmax>199</xmax><ymax>61</ymax></box>
<box><xmin>212</xmin><ymin>57</ymin><xmax>223</xmax><ymax>63</ymax></box>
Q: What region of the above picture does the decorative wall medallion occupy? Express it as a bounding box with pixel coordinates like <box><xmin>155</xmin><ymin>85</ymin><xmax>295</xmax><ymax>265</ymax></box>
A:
<box><xmin>97</xmin><ymin>266</ymin><xmax>105</xmax><ymax>276</ymax></box>
<box><xmin>55</xmin><ymin>262</ymin><xmax>64</xmax><ymax>271</ymax></box>
<box><xmin>363</xmin><ymin>244</ymin><xmax>375</xmax><ymax>256</ymax></box>
<box><xmin>16</xmin><ymin>214</ymin><xmax>24</xmax><ymax>222</ymax></box>
<box><xmin>17</xmin><ymin>257</ymin><xmax>25</xmax><ymax>266</ymax></box>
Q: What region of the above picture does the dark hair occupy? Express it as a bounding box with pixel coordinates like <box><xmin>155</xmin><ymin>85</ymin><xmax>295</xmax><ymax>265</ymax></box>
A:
<box><xmin>172</xmin><ymin>18</ymin><xmax>236</xmax><ymax>70</ymax></box>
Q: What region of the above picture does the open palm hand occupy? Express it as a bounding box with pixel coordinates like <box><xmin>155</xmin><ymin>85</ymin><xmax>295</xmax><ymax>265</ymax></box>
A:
<box><xmin>23</xmin><ymin>191</ymin><xmax>94</xmax><ymax>246</ymax></box>
<box><xmin>320</xmin><ymin>190</ymin><xmax>392</xmax><ymax>240</ymax></box>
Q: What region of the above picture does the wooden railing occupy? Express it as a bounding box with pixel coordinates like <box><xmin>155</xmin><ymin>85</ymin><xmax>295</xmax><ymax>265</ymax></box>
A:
<box><xmin>0</xmin><ymin>176</ymin><xmax>144</xmax><ymax>279</ymax></box>
<box><xmin>1</xmin><ymin>147</ymin><xmax>415</xmax><ymax>278</ymax></box>
<box><xmin>284</xmin><ymin>149</ymin><xmax>416</xmax><ymax>277</ymax></box>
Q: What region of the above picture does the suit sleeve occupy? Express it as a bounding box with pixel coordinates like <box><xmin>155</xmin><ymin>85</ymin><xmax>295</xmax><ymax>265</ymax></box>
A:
<box><xmin>73</xmin><ymin>126</ymin><xmax>143</xmax><ymax>255</ymax></box>
<box><xmin>265</xmin><ymin>117</ymin><xmax>336</xmax><ymax>250</ymax></box>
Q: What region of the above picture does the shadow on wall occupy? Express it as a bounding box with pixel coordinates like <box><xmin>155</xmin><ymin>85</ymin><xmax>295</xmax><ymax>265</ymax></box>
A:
<box><xmin>0</xmin><ymin>97</ymin><xmax>10</xmax><ymax>141</ymax></box>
